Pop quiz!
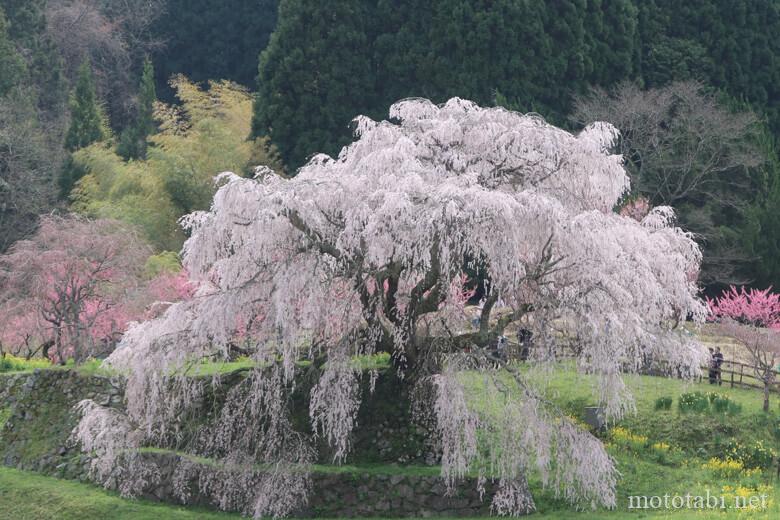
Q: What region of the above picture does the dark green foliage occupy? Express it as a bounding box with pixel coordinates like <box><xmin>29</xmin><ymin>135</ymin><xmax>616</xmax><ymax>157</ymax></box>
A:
<box><xmin>0</xmin><ymin>9</ymin><xmax>26</xmax><ymax>96</ymax></box>
<box><xmin>637</xmin><ymin>0</ymin><xmax>780</xmax><ymax>135</ymax></box>
<box><xmin>654</xmin><ymin>396</ymin><xmax>672</xmax><ymax>411</ymax></box>
<box><xmin>256</xmin><ymin>0</ymin><xmax>780</xmax><ymax>175</ymax></box>
<box><xmin>0</xmin><ymin>0</ymin><xmax>46</xmax><ymax>48</ymax></box>
<box><xmin>151</xmin><ymin>0</ymin><xmax>278</xmax><ymax>94</ymax></box>
<box><xmin>254</xmin><ymin>0</ymin><xmax>374</xmax><ymax>169</ymax></box>
<box><xmin>64</xmin><ymin>61</ymin><xmax>105</xmax><ymax>152</ymax></box>
<box><xmin>0</xmin><ymin>0</ymin><xmax>66</xmax><ymax>115</ymax></box>
<box><xmin>117</xmin><ymin>57</ymin><xmax>157</xmax><ymax>160</ymax></box>
<box><xmin>27</xmin><ymin>37</ymin><xmax>67</xmax><ymax>116</ymax></box>
<box><xmin>0</xmin><ymin>91</ymin><xmax>60</xmax><ymax>253</ymax></box>
<box><xmin>583</xmin><ymin>0</ymin><xmax>640</xmax><ymax>86</ymax></box>
<box><xmin>61</xmin><ymin>61</ymin><xmax>106</xmax><ymax>197</ymax></box>
<box><xmin>743</xmin><ymin>121</ymin><xmax>780</xmax><ymax>290</ymax></box>
<box><xmin>253</xmin><ymin>0</ymin><xmax>643</xmax><ymax>169</ymax></box>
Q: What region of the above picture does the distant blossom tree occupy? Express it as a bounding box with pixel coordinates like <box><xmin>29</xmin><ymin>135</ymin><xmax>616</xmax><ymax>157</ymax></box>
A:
<box><xmin>76</xmin><ymin>98</ymin><xmax>706</xmax><ymax>516</ymax></box>
<box><xmin>0</xmin><ymin>215</ymin><xmax>151</xmax><ymax>363</ymax></box>
<box><xmin>707</xmin><ymin>286</ymin><xmax>780</xmax><ymax>411</ymax></box>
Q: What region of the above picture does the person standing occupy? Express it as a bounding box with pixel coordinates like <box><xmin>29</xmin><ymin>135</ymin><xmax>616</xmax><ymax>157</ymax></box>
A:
<box><xmin>713</xmin><ymin>347</ymin><xmax>724</xmax><ymax>386</ymax></box>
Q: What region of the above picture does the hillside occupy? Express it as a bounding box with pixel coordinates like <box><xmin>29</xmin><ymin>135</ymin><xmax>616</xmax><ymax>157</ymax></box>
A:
<box><xmin>1</xmin><ymin>353</ymin><xmax>778</xmax><ymax>518</ymax></box>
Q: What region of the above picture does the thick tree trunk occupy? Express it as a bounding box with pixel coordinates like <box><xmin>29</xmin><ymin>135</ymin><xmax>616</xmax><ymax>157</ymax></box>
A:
<box><xmin>55</xmin><ymin>327</ymin><xmax>66</xmax><ymax>366</ymax></box>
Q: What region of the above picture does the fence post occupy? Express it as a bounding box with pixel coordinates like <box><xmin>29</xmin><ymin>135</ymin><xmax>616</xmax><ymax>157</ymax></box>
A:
<box><xmin>730</xmin><ymin>365</ymin><xmax>734</xmax><ymax>388</ymax></box>
<box><xmin>740</xmin><ymin>363</ymin><xmax>744</xmax><ymax>387</ymax></box>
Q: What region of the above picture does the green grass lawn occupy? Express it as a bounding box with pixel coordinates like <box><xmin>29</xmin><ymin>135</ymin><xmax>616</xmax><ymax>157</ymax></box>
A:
<box><xmin>0</xmin><ymin>466</ymin><xmax>238</xmax><ymax>520</ymax></box>
<box><xmin>1</xmin><ymin>461</ymin><xmax>777</xmax><ymax>519</ymax></box>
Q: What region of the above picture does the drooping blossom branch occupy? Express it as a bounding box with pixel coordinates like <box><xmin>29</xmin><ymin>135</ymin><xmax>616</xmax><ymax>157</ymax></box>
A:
<box><xmin>77</xmin><ymin>98</ymin><xmax>706</xmax><ymax>516</ymax></box>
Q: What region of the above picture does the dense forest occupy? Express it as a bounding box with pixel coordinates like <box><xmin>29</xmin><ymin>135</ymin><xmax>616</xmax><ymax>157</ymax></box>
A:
<box><xmin>2</xmin><ymin>0</ymin><xmax>780</xmax><ymax>294</ymax></box>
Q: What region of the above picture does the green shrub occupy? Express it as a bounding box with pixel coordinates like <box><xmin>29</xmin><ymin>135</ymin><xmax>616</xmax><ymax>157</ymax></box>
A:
<box><xmin>654</xmin><ymin>396</ymin><xmax>673</xmax><ymax>410</ymax></box>
<box><xmin>707</xmin><ymin>392</ymin><xmax>738</xmax><ymax>414</ymax></box>
<box><xmin>678</xmin><ymin>391</ymin><xmax>710</xmax><ymax>413</ymax></box>
<box><xmin>726</xmin><ymin>440</ymin><xmax>777</xmax><ymax>469</ymax></box>
<box><xmin>0</xmin><ymin>354</ymin><xmax>52</xmax><ymax>373</ymax></box>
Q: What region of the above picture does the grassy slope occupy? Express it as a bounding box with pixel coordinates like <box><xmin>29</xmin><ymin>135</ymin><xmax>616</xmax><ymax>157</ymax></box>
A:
<box><xmin>0</xmin><ymin>466</ymin><xmax>237</xmax><ymax>520</ymax></box>
<box><xmin>462</xmin><ymin>365</ymin><xmax>780</xmax><ymax>518</ymax></box>
<box><xmin>2</xmin><ymin>358</ymin><xmax>779</xmax><ymax>518</ymax></box>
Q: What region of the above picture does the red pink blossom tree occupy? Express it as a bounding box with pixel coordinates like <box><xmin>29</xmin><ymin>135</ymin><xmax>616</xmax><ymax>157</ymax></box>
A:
<box><xmin>707</xmin><ymin>286</ymin><xmax>780</xmax><ymax>410</ymax></box>
<box><xmin>0</xmin><ymin>215</ymin><xmax>192</xmax><ymax>363</ymax></box>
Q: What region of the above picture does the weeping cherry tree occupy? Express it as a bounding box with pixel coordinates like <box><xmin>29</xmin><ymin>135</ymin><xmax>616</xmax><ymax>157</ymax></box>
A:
<box><xmin>74</xmin><ymin>98</ymin><xmax>707</xmax><ymax>516</ymax></box>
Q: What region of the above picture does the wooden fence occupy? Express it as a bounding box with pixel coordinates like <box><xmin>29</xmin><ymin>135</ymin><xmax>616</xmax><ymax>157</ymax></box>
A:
<box><xmin>493</xmin><ymin>323</ymin><xmax>780</xmax><ymax>396</ymax></box>
<box><xmin>503</xmin><ymin>339</ymin><xmax>779</xmax><ymax>395</ymax></box>
<box><xmin>698</xmin><ymin>358</ymin><xmax>780</xmax><ymax>392</ymax></box>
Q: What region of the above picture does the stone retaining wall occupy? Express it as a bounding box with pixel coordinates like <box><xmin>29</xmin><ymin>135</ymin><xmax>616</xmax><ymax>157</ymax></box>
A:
<box><xmin>137</xmin><ymin>450</ymin><xmax>494</xmax><ymax>518</ymax></box>
<box><xmin>0</xmin><ymin>369</ymin><xmax>503</xmax><ymax>517</ymax></box>
<box><xmin>0</xmin><ymin>369</ymin><xmax>121</xmax><ymax>475</ymax></box>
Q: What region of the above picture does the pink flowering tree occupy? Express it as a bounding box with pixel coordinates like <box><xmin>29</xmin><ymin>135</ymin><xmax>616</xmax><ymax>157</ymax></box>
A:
<box><xmin>0</xmin><ymin>215</ymin><xmax>152</xmax><ymax>363</ymax></box>
<box><xmin>75</xmin><ymin>98</ymin><xmax>706</xmax><ymax>516</ymax></box>
<box><xmin>707</xmin><ymin>286</ymin><xmax>780</xmax><ymax>411</ymax></box>
<box><xmin>0</xmin><ymin>302</ymin><xmax>47</xmax><ymax>359</ymax></box>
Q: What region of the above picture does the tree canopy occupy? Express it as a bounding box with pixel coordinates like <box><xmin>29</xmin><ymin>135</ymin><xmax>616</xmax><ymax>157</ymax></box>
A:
<box><xmin>151</xmin><ymin>0</ymin><xmax>278</xmax><ymax>94</ymax></box>
<box><xmin>253</xmin><ymin>0</ymin><xmax>780</xmax><ymax>174</ymax></box>
<box><xmin>572</xmin><ymin>81</ymin><xmax>762</xmax><ymax>288</ymax></box>
<box><xmin>0</xmin><ymin>215</ymin><xmax>150</xmax><ymax>363</ymax></box>
<box><xmin>117</xmin><ymin>56</ymin><xmax>157</xmax><ymax>160</ymax></box>
<box><xmin>64</xmin><ymin>60</ymin><xmax>107</xmax><ymax>153</ymax></box>
<box><xmin>71</xmin><ymin>75</ymin><xmax>282</xmax><ymax>252</ymax></box>
<box><xmin>82</xmin><ymin>99</ymin><xmax>706</xmax><ymax>516</ymax></box>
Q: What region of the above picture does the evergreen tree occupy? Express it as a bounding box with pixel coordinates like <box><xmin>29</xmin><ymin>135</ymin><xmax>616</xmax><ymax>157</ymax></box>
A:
<box><xmin>0</xmin><ymin>8</ymin><xmax>26</xmax><ymax>96</ymax></box>
<box><xmin>5</xmin><ymin>0</ymin><xmax>68</xmax><ymax>116</ymax></box>
<box><xmin>118</xmin><ymin>57</ymin><xmax>157</xmax><ymax>160</ymax></box>
<box><xmin>744</xmin><ymin>123</ymin><xmax>780</xmax><ymax>290</ymax></box>
<box><xmin>253</xmin><ymin>0</ymin><xmax>374</xmax><ymax>169</ymax></box>
<box><xmin>28</xmin><ymin>37</ymin><xmax>67</xmax><ymax>115</ymax></box>
<box><xmin>636</xmin><ymin>0</ymin><xmax>780</xmax><ymax>133</ymax></box>
<box><xmin>151</xmin><ymin>0</ymin><xmax>278</xmax><ymax>96</ymax></box>
<box><xmin>64</xmin><ymin>60</ymin><xmax>105</xmax><ymax>152</ymax></box>
<box><xmin>61</xmin><ymin>60</ymin><xmax>106</xmax><ymax>197</ymax></box>
<box><xmin>0</xmin><ymin>0</ymin><xmax>46</xmax><ymax>49</ymax></box>
<box><xmin>255</xmin><ymin>0</ymin><xmax>645</xmax><ymax>169</ymax></box>
<box><xmin>583</xmin><ymin>0</ymin><xmax>640</xmax><ymax>86</ymax></box>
